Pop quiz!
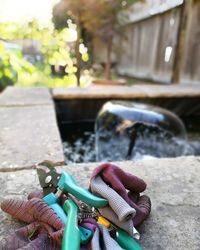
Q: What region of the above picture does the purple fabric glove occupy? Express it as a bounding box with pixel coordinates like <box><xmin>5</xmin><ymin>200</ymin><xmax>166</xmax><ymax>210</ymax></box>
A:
<box><xmin>91</xmin><ymin>163</ymin><xmax>151</xmax><ymax>227</ymax></box>
<box><xmin>0</xmin><ymin>222</ymin><xmax>60</xmax><ymax>250</ymax></box>
<box><xmin>0</xmin><ymin>194</ymin><xmax>64</xmax><ymax>249</ymax></box>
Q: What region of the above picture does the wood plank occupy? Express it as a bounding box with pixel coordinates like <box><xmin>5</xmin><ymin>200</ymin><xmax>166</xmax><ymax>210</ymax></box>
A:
<box><xmin>117</xmin><ymin>8</ymin><xmax>181</xmax><ymax>83</ymax></box>
<box><xmin>121</xmin><ymin>0</ymin><xmax>184</xmax><ymax>24</ymax></box>
<box><xmin>52</xmin><ymin>84</ymin><xmax>200</xmax><ymax>99</ymax></box>
<box><xmin>154</xmin><ymin>9</ymin><xmax>181</xmax><ymax>83</ymax></box>
<box><xmin>180</xmin><ymin>0</ymin><xmax>200</xmax><ymax>84</ymax></box>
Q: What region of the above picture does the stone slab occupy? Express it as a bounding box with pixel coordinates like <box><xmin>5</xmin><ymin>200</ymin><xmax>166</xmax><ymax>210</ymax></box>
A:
<box><xmin>0</xmin><ymin>87</ymin><xmax>52</xmax><ymax>107</ymax></box>
<box><xmin>1</xmin><ymin>156</ymin><xmax>200</xmax><ymax>249</ymax></box>
<box><xmin>0</xmin><ymin>105</ymin><xmax>64</xmax><ymax>170</ymax></box>
<box><xmin>52</xmin><ymin>84</ymin><xmax>200</xmax><ymax>100</ymax></box>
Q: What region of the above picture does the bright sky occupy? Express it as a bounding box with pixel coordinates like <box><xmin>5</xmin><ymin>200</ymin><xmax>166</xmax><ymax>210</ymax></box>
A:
<box><xmin>0</xmin><ymin>0</ymin><xmax>59</xmax><ymax>26</ymax></box>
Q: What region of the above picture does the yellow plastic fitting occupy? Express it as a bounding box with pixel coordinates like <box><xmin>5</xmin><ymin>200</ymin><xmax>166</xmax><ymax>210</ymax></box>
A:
<box><xmin>98</xmin><ymin>216</ymin><xmax>111</xmax><ymax>228</ymax></box>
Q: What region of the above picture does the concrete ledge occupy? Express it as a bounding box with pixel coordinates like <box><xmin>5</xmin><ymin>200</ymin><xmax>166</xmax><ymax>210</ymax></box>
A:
<box><xmin>53</xmin><ymin>84</ymin><xmax>200</xmax><ymax>100</ymax></box>
<box><xmin>0</xmin><ymin>87</ymin><xmax>64</xmax><ymax>170</ymax></box>
<box><xmin>0</xmin><ymin>87</ymin><xmax>52</xmax><ymax>107</ymax></box>
<box><xmin>1</xmin><ymin>156</ymin><xmax>200</xmax><ymax>249</ymax></box>
<box><xmin>0</xmin><ymin>106</ymin><xmax>64</xmax><ymax>170</ymax></box>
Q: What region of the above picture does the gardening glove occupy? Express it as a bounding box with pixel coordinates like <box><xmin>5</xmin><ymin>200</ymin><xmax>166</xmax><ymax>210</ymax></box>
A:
<box><xmin>91</xmin><ymin>176</ymin><xmax>136</xmax><ymax>222</ymax></box>
<box><xmin>90</xmin><ymin>163</ymin><xmax>151</xmax><ymax>229</ymax></box>
<box><xmin>95</xmin><ymin>205</ymin><xmax>137</xmax><ymax>237</ymax></box>
<box><xmin>0</xmin><ymin>222</ymin><xmax>61</xmax><ymax>250</ymax></box>
<box><xmin>91</xmin><ymin>224</ymin><xmax>123</xmax><ymax>250</ymax></box>
<box><xmin>0</xmin><ymin>194</ymin><xmax>65</xmax><ymax>250</ymax></box>
<box><xmin>80</xmin><ymin>219</ymin><xmax>122</xmax><ymax>250</ymax></box>
<box><xmin>80</xmin><ymin>218</ymin><xmax>98</xmax><ymax>250</ymax></box>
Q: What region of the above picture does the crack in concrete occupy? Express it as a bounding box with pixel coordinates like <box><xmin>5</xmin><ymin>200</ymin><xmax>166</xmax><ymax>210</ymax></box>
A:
<box><xmin>0</xmin><ymin>104</ymin><xmax>52</xmax><ymax>108</ymax></box>
<box><xmin>162</xmin><ymin>202</ymin><xmax>200</xmax><ymax>208</ymax></box>
<box><xmin>0</xmin><ymin>161</ymin><xmax>65</xmax><ymax>173</ymax></box>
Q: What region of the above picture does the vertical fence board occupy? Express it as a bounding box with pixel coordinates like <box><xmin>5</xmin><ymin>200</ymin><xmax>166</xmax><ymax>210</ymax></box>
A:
<box><xmin>137</xmin><ymin>16</ymin><xmax>161</xmax><ymax>78</ymax></box>
<box><xmin>117</xmin><ymin>26</ymin><xmax>133</xmax><ymax>74</ymax></box>
<box><xmin>116</xmin><ymin>1</ymin><xmax>200</xmax><ymax>85</ymax></box>
<box><xmin>117</xmin><ymin>8</ymin><xmax>181</xmax><ymax>83</ymax></box>
<box><xmin>154</xmin><ymin>9</ymin><xmax>181</xmax><ymax>83</ymax></box>
<box><xmin>180</xmin><ymin>0</ymin><xmax>200</xmax><ymax>84</ymax></box>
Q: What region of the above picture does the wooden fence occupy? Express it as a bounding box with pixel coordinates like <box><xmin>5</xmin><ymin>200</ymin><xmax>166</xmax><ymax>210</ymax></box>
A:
<box><xmin>116</xmin><ymin>0</ymin><xmax>200</xmax><ymax>84</ymax></box>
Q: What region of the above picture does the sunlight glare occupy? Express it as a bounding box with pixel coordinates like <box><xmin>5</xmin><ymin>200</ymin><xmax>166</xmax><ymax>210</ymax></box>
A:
<box><xmin>0</xmin><ymin>0</ymin><xmax>59</xmax><ymax>26</ymax></box>
<box><xmin>164</xmin><ymin>46</ymin><xmax>172</xmax><ymax>63</ymax></box>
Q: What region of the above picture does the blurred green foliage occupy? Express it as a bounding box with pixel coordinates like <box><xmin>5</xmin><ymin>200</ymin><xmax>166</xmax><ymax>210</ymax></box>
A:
<box><xmin>16</xmin><ymin>64</ymin><xmax>77</xmax><ymax>88</ymax></box>
<box><xmin>0</xmin><ymin>20</ymin><xmax>76</xmax><ymax>69</ymax></box>
<box><xmin>40</xmin><ymin>27</ymin><xmax>76</xmax><ymax>72</ymax></box>
<box><xmin>0</xmin><ymin>41</ymin><xmax>34</xmax><ymax>90</ymax></box>
<box><xmin>15</xmin><ymin>64</ymin><xmax>92</xmax><ymax>88</ymax></box>
<box><xmin>0</xmin><ymin>20</ymin><xmax>89</xmax><ymax>89</ymax></box>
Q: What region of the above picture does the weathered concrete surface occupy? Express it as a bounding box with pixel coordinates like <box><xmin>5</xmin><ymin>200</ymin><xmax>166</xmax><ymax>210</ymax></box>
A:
<box><xmin>53</xmin><ymin>84</ymin><xmax>200</xmax><ymax>100</ymax></box>
<box><xmin>0</xmin><ymin>156</ymin><xmax>200</xmax><ymax>250</ymax></box>
<box><xmin>0</xmin><ymin>87</ymin><xmax>52</xmax><ymax>107</ymax></box>
<box><xmin>0</xmin><ymin>87</ymin><xmax>64</xmax><ymax>170</ymax></box>
<box><xmin>0</xmin><ymin>106</ymin><xmax>64</xmax><ymax>170</ymax></box>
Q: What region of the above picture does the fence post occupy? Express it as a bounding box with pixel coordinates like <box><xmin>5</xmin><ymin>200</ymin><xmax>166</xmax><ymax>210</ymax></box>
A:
<box><xmin>171</xmin><ymin>0</ymin><xmax>193</xmax><ymax>84</ymax></box>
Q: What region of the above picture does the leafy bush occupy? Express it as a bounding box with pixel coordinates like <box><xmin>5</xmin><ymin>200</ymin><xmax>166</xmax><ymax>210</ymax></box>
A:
<box><xmin>0</xmin><ymin>41</ymin><xmax>35</xmax><ymax>91</ymax></box>
<box><xmin>0</xmin><ymin>20</ymin><xmax>89</xmax><ymax>88</ymax></box>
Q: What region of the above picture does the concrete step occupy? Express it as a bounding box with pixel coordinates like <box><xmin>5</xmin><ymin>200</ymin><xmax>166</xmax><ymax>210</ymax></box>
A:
<box><xmin>0</xmin><ymin>157</ymin><xmax>200</xmax><ymax>250</ymax></box>
<box><xmin>0</xmin><ymin>87</ymin><xmax>52</xmax><ymax>107</ymax></box>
